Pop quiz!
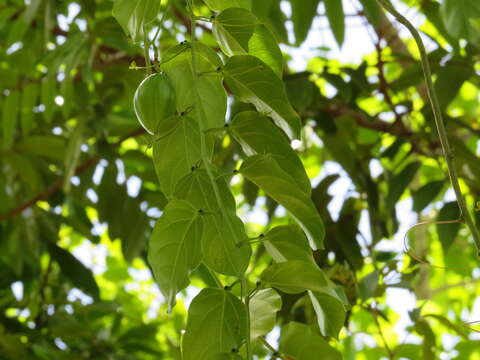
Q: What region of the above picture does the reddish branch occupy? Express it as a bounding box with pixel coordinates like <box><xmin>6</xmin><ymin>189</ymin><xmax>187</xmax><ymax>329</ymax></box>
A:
<box><xmin>0</xmin><ymin>128</ymin><xmax>145</xmax><ymax>222</ymax></box>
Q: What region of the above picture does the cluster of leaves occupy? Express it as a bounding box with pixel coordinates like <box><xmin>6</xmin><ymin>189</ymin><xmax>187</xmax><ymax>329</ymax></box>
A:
<box><xmin>1</xmin><ymin>0</ymin><xmax>480</xmax><ymax>359</ymax></box>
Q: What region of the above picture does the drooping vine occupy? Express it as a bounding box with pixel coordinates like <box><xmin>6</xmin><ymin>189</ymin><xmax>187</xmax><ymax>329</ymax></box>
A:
<box><xmin>113</xmin><ymin>0</ymin><xmax>347</xmax><ymax>358</ymax></box>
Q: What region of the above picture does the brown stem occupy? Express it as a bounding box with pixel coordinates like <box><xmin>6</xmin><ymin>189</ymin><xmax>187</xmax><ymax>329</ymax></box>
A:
<box><xmin>0</xmin><ymin>128</ymin><xmax>145</xmax><ymax>222</ymax></box>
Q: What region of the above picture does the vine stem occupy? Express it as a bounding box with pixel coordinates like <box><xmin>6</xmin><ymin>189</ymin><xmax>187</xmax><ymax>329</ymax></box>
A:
<box><xmin>376</xmin><ymin>0</ymin><xmax>480</xmax><ymax>254</ymax></box>
<box><xmin>241</xmin><ymin>278</ymin><xmax>252</xmax><ymax>360</ymax></box>
<box><xmin>185</xmin><ymin>1</ymin><xmax>252</xmax><ymax>358</ymax></box>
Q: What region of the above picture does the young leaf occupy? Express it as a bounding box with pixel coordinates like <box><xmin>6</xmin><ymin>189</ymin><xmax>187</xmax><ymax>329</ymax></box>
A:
<box><xmin>230</xmin><ymin>111</ymin><xmax>310</xmax><ymax>194</ymax></box>
<box><xmin>112</xmin><ymin>0</ymin><xmax>161</xmax><ymax>42</ymax></box>
<box><xmin>280</xmin><ymin>322</ymin><xmax>342</xmax><ymax>360</ymax></box>
<box><xmin>182</xmin><ymin>288</ymin><xmax>247</xmax><ymax>360</ymax></box>
<box><xmin>324</xmin><ymin>0</ymin><xmax>345</xmax><ymax>47</ymax></box>
<box><xmin>263</xmin><ymin>225</ymin><xmax>315</xmax><ymax>264</ymax></box>
<box><xmin>240</xmin><ymin>154</ymin><xmax>324</xmax><ymax>250</ymax></box>
<box><xmin>223</xmin><ymin>55</ymin><xmax>301</xmax><ymax>140</ymax></box>
<box><xmin>162</xmin><ymin>43</ymin><xmax>227</xmax><ymax>131</ymax></box>
<box><xmin>174</xmin><ymin>170</ymin><xmax>251</xmax><ymax>276</ymax></box>
<box><xmin>152</xmin><ymin>116</ymin><xmax>213</xmax><ymax>196</ymax></box>
<box><xmin>261</xmin><ymin>260</ymin><xmax>332</xmax><ymax>294</ymax></box>
<box><xmin>249</xmin><ymin>288</ymin><xmax>282</xmax><ymax>339</ymax></box>
<box><xmin>290</xmin><ymin>0</ymin><xmax>320</xmax><ymax>45</ymax></box>
<box><xmin>148</xmin><ymin>200</ymin><xmax>203</xmax><ymax>311</ymax></box>
<box><xmin>2</xmin><ymin>90</ymin><xmax>20</xmax><ymax>150</ymax></box>
<box><xmin>213</xmin><ymin>8</ymin><xmax>283</xmax><ymax>76</ymax></box>
<box><xmin>308</xmin><ymin>291</ymin><xmax>346</xmax><ymax>338</ymax></box>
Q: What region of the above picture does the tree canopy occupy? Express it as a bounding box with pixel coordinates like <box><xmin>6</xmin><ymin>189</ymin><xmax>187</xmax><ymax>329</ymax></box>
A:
<box><xmin>1</xmin><ymin>0</ymin><xmax>480</xmax><ymax>359</ymax></box>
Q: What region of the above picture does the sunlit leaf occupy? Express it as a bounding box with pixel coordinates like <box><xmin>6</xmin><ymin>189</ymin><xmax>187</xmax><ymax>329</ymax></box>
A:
<box><xmin>308</xmin><ymin>291</ymin><xmax>346</xmax><ymax>338</ymax></box>
<box><xmin>152</xmin><ymin>115</ymin><xmax>213</xmax><ymax>196</ymax></box>
<box><xmin>261</xmin><ymin>260</ymin><xmax>334</xmax><ymax>294</ymax></box>
<box><xmin>174</xmin><ymin>169</ymin><xmax>251</xmax><ymax>276</ymax></box>
<box><xmin>112</xmin><ymin>0</ymin><xmax>161</xmax><ymax>42</ymax></box>
<box><xmin>224</xmin><ymin>55</ymin><xmax>301</xmax><ymax>139</ymax></box>
<box><xmin>182</xmin><ymin>288</ymin><xmax>247</xmax><ymax>360</ymax></box>
<box><xmin>240</xmin><ymin>154</ymin><xmax>324</xmax><ymax>250</ymax></box>
<box><xmin>249</xmin><ymin>288</ymin><xmax>282</xmax><ymax>339</ymax></box>
<box><xmin>263</xmin><ymin>225</ymin><xmax>315</xmax><ymax>264</ymax></box>
<box><xmin>148</xmin><ymin>200</ymin><xmax>203</xmax><ymax>311</ymax></box>
<box><xmin>280</xmin><ymin>322</ymin><xmax>342</xmax><ymax>360</ymax></box>
<box><xmin>213</xmin><ymin>8</ymin><xmax>283</xmax><ymax>76</ymax></box>
<box><xmin>230</xmin><ymin>111</ymin><xmax>310</xmax><ymax>193</ymax></box>
<box><xmin>162</xmin><ymin>42</ymin><xmax>227</xmax><ymax>131</ymax></box>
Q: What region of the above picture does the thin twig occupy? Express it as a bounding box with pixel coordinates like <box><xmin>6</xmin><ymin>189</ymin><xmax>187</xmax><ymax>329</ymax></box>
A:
<box><xmin>259</xmin><ymin>337</ymin><xmax>289</xmax><ymax>360</ymax></box>
<box><xmin>368</xmin><ymin>306</ymin><xmax>395</xmax><ymax>359</ymax></box>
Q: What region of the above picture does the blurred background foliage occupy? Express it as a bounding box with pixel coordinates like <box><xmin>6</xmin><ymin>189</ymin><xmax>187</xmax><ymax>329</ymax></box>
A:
<box><xmin>1</xmin><ymin>0</ymin><xmax>480</xmax><ymax>358</ymax></box>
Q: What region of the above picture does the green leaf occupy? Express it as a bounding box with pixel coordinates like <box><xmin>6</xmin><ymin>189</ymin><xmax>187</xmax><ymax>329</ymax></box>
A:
<box><xmin>308</xmin><ymin>290</ymin><xmax>346</xmax><ymax>338</ymax></box>
<box><xmin>249</xmin><ymin>288</ymin><xmax>282</xmax><ymax>339</ymax></box>
<box><xmin>240</xmin><ymin>154</ymin><xmax>324</xmax><ymax>250</ymax></box>
<box><xmin>412</xmin><ymin>180</ymin><xmax>444</xmax><ymax>213</ymax></box>
<box><xmin>359</xmin><ymin>0</ymin><xmax>380</xmax><ymax>27</ymax></box>
<box><xmin>63</xmin><ymin>119</ymin><xmax>85</xmax><ymax>193</ymax></box>
<box><xmin>252</xmin><ymin>0</ymin><xmax>289</xmax><ymax>44</ymax></box>
<box><xmin>2</xmin><ymin>90</ymin><xmax>20</xmax><ymax>150</ymax></box>
<box><xmin>4</xmin><ymin>153</ymin><xmax>43</xmax><ymax>196</ymax></box>
<box><xmin>213</xmin><ymin>8</ymin><xmax>283</xmax><ymax>76</ymax></box>
<box><xmin>182</xmin><ymin>288</ymin><xmax>247</xmax><ymax>360</ymax></box>
<box><xmin>434</xmin><ymin>57</ymin><xmax>473</xmax><ymax>111</ymax></box>
<box><xmin>242</xmin><ymin>178</ymin><xmax>259</xmax><ymax>206</ymax></box>
<box><xmin>263</xmin><ymin>225</ymin><xmax>315</xmax><ymax>264</ymax></box>
<box><xmin>174</xmin><ymin>170</ymin><xmax>251</xmax><ymax>276</ymax></box>
<box><xmin>41</xmin><ymin>75</ymin><xmax>56</xmax><ymax>124</ymax></box>
<box><xmin>230</xmin><ymin>111</ymin><xmax>310</xmax><ymax>194</ymax></box>
<box><xmin>436</xmin><ymin>201</ymin><xmax>460</xmax><ymax>252</ymax></box>
<box><xmin>324</xmin><ymin>0</ymin><xmax>345</xmax><ymax>47</ymax></box>
<box><xmin>48</xmin><ymin>243</ymin><xmax>100</xmax><ymax>300</ymax></box>
<box><xmin>20</xmin><ymin>82</ymin><xmax>39</xmax><ymax>136</ymax></box>
<box><xmin>152</xmin><ymin>115</ymin><xmax>212</xmax><ymax>196</ymax></box>
<box><xmin>289</xmin><ymin>0</ymin><xmax>320</xmax><ymax>45</ymax></box>
<box><xmin>148</xmin><ymin>200</ymin><xmax>203</xmax><ymax>311</ymax></box>
<box><xmin>121</xmin><ymin>198</ymin><xmax>150</xmax><ymax>262</ymax></box>
<box><xmin>280</xmin><ymin>322</ymin><xmax>342</xmax><ymax>360</ymax></box>
<box><xmin>112</xmin><ymin>0</ymin><xmax>161</xmax><ymax>42</ymax></box>
<box><xmin>440</xmin><ymin>0</ymin><xmax>480</xmax><ymax>39</ymax></box>
<box><xmin>223</xmin><ymin>55</ymin><xmax>301</xmax><ymax>140</ymax></box>
<box><xmin>261</xmin><ymin>260</ymin><xmax>334</xmax><ymax>294</ymax></box>
<box><xmin>16</xmin><ymin>136</ymin><xmax>66</xmax><ymax>163</ymax></box>
<box><xmin>385</xmin><ymin>161</ymin><xmax>421</xmax><ymax>211</ymax></box>
<box><xmin>203</xmin><ymin>0</ymin><xmax>252</xmax><ymax>11</ymax></box>
<box><xmin>5</xmin><ymin>0</ymin><xmax>41</xmax><ymax>47</ymax></box>
<box><xmin>162</xmin><ymin>42</ymin><xmax>227</xmax><ymax>131</ymax></box>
